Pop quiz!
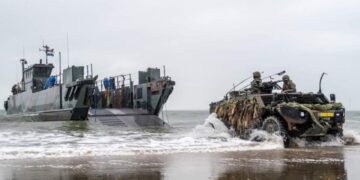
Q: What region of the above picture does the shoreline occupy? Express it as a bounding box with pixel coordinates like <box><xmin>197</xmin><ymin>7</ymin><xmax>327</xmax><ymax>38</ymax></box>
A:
<box><xmin>0</xmin><ymin>146</ymin><xmax>358</xmax><ymax>180</ymax></box>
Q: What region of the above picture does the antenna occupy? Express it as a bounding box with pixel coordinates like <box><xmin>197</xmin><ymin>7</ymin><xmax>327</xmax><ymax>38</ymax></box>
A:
<box><xmin>225</xmin><ymin>71</ymin><xmax>265</xmax><ymax>95</ymax></box>
<box><xmin>318</xmin><ymin>72</ymin><xmax>327</xmax><ymax>94</ymax></box>
<box><xmin>59</xmin><ymin>52</ymin><xmax>63</xmax><ymax>109</ymax></box>
<box><xmin>91</xmin><ymin>64</ymin><xmax>93</xmax><ymax>77</ymax></box>
<box><xmin>163</xmin><ymin>65</ymin><xmax>166</xmax><ymax>77</ymax></box>
<box><xmin>39</xmin><ymin>44</ymin><xmax>54</xmax><ymax>64</ymax></box>
<box><xmin>66</xmin><ymin>33</ymin><xmax>70</xmax><ymax>68</ymax></box>
<box><xmin>20</xmin><ymin>59</ymin><xmax>27</xmax><ymax>91</ymax></box>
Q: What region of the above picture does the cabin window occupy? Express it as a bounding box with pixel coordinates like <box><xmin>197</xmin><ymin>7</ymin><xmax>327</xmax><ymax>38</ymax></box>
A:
<box><xmin>34</xmin><ymin>67</ymin><xmax>51</xmax><ymax>77</ymax></box>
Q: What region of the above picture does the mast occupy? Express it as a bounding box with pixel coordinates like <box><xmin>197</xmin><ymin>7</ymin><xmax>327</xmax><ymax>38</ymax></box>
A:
<box><xmin>59</xmin><ymin>52</ymin><xmax>63</xmax><ymax>109</ymax></box>
<box><xmin>39</xmin><ymin>45</ymin><xmax>54</xmax><ymax>64</ymax></box>
<box><xmin>20</xmin><ymin>59</ymin><xmax>27</xmax><ymax>92</ymax></box>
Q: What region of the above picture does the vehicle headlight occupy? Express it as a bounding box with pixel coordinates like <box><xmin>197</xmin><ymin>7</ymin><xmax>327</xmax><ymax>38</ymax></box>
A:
<box><xmin>300</xmin><ymin>111</ymin><xmax>306</xmax><ymax>118</ymax></box>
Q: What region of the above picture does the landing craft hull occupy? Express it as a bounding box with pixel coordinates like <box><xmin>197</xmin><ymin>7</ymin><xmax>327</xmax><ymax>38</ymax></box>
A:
<box><xmin>2</xmin><ymin>108</ymin><xmax>89</xmax><ymax>121</ymax></box>
<box><xmin>5</xmin><ymin>84</ymin><xmax>91</xmax><ymax>121</ymax></box>
<box><xmin>7</xmin><ymin>86</ymin><xmax>69</xmax><ymax>114</ymax></box>
<box><xmin>88</xmin><ymin>109</ymin><xmax>170</xmax><ymax>127</ymax></box>
<box><xmin>5</xmin><ymin>71</ymin><xmax>96</xmax><ymax>121</ymax></box>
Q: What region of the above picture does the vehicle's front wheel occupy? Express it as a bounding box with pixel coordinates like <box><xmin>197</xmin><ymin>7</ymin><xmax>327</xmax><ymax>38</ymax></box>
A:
<box><xmin>328</xmin><ymin>128</ymin><xmax>344</xmax><ymax>138</ymax></box>
<box><xmin>262</xmin><ymin>116</ymin><xmax>290</xmax><ymax>147</ymax></box>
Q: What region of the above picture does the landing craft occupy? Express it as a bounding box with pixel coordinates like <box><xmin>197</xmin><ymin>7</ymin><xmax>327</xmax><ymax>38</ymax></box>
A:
<box><xmin>210</xmin><ymin>71</ymin><xmax>346</xmax><ymax>147</ymax></box>
<box><xmin>3</xmin><ymin>45</ymin><xmax>175</xmax><ymax>128</ymax></box>
<box><xmin>3</xmin><ymin>45</ymin><xmax>97</xmax><ymax>121</ymax></box>
<box><xmin>89</xmin><ymin>67</ymin><xmax>175</xmax><ymax>127</ymax></box>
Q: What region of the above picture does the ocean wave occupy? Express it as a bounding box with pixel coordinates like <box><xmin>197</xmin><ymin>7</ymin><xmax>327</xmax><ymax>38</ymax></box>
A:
<box><xmin>0</xmin><ymin>114</ymin><xmax>283</xmax><ymax>160</ymax></box>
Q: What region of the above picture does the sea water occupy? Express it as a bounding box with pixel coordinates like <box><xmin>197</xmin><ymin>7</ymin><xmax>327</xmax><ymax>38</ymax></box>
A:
<box><xmin>0</xmin><ymin>110</ymin><xmax>358</xmax><ymax>160</ymax></box>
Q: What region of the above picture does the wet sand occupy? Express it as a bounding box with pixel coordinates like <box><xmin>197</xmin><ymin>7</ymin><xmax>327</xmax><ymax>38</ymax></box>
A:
<box><xmin>0</xmin><ymin>146</ymin><xmax>358</xmax><ymax>180</ymax></box>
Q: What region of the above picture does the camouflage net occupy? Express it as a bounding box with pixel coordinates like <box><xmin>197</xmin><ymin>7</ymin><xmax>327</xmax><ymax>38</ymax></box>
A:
<box><xmin>283</xmin><ymin>102</ymin><xmax>343</xmax><ymax>129</ymax></box>
<box><xmin>282</xmin><ymin>102</ymin><xmax>325</xmax><ymax>131</ymax></box>
<box><xmin>213</xmin><ymin>97</ymin><xmax>343</xmax><ymax>137</ymax></box>
<box><xmin>300</xmin><ymin>103</ymin><xmax>344</xmax><ymax>111</ymax></box>
<box><xmin>214</xmin><ymin>98</ymin><xmax>262</xmax><ymax>137</ymax></box>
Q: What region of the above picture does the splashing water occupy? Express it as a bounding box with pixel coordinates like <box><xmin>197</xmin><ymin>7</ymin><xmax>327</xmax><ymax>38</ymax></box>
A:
<box><xmin>344</xmin><ymin>130</ymin><xmax>360</xmax><ymax>144</ymax></box>
<box><xmin>192</xmin><ymin>113</ymin><xmax>232</xmax><ymax>139</ymax></box>
<box><xmin>248</xmin><ymin>130</ymin><xmax>285</xmax><ymax>145</ymax></box>
<box><xmin>286</xmin><ymin>129</ymin><xmax>360</xmax><ymax>148</ymax></box>
<box><xmin>291</xmin><ymin>136</ymin><xmax>345</xmax><ymax>148</ymax></box>
<box><xmin>0</xmin><ymin>114</ymin><xmax>284</xmax><ymax>160</ymax></box>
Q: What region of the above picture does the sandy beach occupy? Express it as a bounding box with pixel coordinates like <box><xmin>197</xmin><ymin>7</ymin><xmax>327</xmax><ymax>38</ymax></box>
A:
<box><xmin>0</xmin><ymin>146</ymin><xmax>359</xmax><ymax>180</ymax></box>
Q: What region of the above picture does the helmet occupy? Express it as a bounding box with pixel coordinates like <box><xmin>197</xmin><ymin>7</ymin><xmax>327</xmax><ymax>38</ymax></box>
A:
<box><xmin>282</xmin><ymin>75</ymin><xmax>290</xmax><ymax>81</ymax></box>
<box><xmin>253</xmin><ymin>71</ymin><xmax>261</xmax><ymax>79</ymax></box>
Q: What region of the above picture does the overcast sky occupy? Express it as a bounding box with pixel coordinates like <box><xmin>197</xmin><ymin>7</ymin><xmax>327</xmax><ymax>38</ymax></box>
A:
<box><xmin>0</xmin><ymin>0</ymin><xmax>359</xmax><ymax>110</ymax></box>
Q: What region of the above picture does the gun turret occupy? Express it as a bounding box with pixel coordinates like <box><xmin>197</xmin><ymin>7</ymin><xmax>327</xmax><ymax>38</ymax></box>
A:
<box><xmin>261</xmin><ymin>80</ymin><xmax>283</xmax><ymax>94</ymax></box>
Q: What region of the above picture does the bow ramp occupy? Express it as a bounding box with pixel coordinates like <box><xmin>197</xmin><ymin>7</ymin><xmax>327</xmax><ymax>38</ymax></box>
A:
<box><xmin>88</xmin><ymin>108</ymin><xmax>171</xmax><ymax>128</ymax></box>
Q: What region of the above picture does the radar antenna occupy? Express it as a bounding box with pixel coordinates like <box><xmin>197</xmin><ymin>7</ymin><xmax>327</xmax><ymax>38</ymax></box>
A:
<box><xmin>39</xmin><ymin>44</ymin><xmax>54</xmax><ymax>64</ymax></box>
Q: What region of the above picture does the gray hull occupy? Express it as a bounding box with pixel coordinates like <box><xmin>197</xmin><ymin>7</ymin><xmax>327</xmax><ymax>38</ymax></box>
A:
<box><xmin>5</xmin><ymin>65</ymin><xmax>96</xmax><ymax>121</ymax></box>
<box><xmin>7</xmin><ymin>86</ymin><xmax>72</xmax><ymax>114</ymax></box>
<box><xmin>3</xmin><ymin>108</ymin><xmax>89</xmax><ymax>121</ymax></box>
<box><xmin>88</xmin><ymin>108</ymin><xmax>170</xmax><ymax>127</ymax></box>
<box><xmin>6</xmin><ymin>82</ymin><xmax>92</xmax><ymax>121</ymax></box>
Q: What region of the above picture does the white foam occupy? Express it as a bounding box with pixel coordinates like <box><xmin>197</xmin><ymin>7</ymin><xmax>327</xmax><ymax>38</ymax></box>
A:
<box><xmin>290</xmin><ymin>135</ymin><xmax>345</xmax><ymax>147</ymax></box>
<box><xmin>0</xmin><ymin>114</ymin><xmax>284</xmax><ymax>160</ymax></box>
<box><xmin>249</xmin><ymin>129</ymin><xmax>285</xmax><ymax>145</ymax></box>
<box><xmin>192</xmin><ymin>113</ymin><xmax>232</xmax><ymax>139</ymax></box>
<box><xmin>344</xmin><ymin>129</ymin><xmax>360</xmax><ymax>144</ymax></box>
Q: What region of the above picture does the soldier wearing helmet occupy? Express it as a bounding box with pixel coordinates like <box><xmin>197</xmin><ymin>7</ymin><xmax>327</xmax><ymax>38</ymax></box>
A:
<box><xmin>250</xmin><ymin>71</ymin><xmax>263</xmax><ymax>94</ymax></box>
<box><xmin>282</xmin><ymin>75</ymin><xmax>296</xmax><ymax>93</ymax></box>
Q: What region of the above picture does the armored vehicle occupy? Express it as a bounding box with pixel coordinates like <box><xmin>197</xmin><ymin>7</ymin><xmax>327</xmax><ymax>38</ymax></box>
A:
<box><xmin>3</xmin><ymin>45</ymin><xmax>97</xmax><ymax>121</ymax></box>
<box><xmin>210</xmin><ymin>71</ymin><xmax>345</xmax><ymax>146</ymax></box>
<box><xmin>89</xmin><ymin>67</ymin><xmax>175</xmax><ymax>127</ymax></box>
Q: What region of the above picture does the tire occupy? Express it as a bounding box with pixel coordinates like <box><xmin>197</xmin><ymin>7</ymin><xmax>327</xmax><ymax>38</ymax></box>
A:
<box><xmin>328</xmin><ymin>128</ymin><xmax>344</xmax><ymax>138</ymax></box>
<box><xmin>262</xmin><ymin>116</ymin><xmax>290</xmax><ymax>147</ymax></box>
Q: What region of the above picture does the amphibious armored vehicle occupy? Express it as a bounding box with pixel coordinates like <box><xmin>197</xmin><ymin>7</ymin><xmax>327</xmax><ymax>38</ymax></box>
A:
<box><xmin>210</xmin><ymin>72</ymin><xmax>345</xmax><ymax>146</ymax></box>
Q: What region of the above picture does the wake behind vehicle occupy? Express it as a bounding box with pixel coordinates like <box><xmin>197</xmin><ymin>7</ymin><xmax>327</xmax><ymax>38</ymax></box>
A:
<box><xmin>210</xmin><ymin>71</ymin><xmax>345</xmax><ymax>146</ymax></box>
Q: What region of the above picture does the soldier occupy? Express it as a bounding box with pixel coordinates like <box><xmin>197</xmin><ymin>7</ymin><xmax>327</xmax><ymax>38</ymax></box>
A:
<box><xmin>282</xmin><ymin>75</ymin><xmax>296</xmax><ymax>93</ymax></box>
<box><xmin>250</xmin><ymin>71</ymin><xmax>263</xmax><ymax>94</ymax></box>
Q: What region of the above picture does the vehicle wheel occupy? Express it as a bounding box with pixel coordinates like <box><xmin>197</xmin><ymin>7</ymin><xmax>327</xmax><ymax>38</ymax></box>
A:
<box><xmin>262</xmin><ymin>116</ymin><xmax>290</xmax><ymax>147</ymax></box>
<box><xmin>328</xmin><ymin>128</ymin><xmax>344</xmax><ymax>138</ymax></box>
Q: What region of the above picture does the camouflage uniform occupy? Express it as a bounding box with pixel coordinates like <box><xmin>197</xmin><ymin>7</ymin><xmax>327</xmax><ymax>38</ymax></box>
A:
<box><xmin>282</xmin><ymin>75</ymin><xmax>296</xmax><ymax>93</ymax></box>
<box><xmin>250</xmin><ymin>71</ymin><xmax>263</xmax><ymax>94</ymax></box>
